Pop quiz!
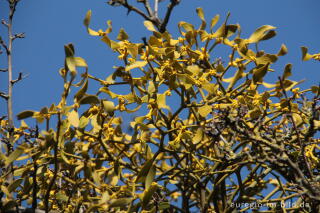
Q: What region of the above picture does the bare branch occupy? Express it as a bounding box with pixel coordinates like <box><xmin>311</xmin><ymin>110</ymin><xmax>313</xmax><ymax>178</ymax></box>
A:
<box><xmin>109</xmin><ymin>0</ymin><xmax>152</xmax><ymax>21</ymax></box>
<box><xmin>45</xmin><ymin>113</ymin><xmax>61</xmax><ymax>212</ymax></box>
<box><xmin>138</xmin><ymin>0</ymin><xmax>154</xmax><ymax>17</ymax></box>
<box><xmin>0</xmin><ymin>92</ymin><xmax>9</xmax><ymax>100</ymax></box>
<box><xmin>0</xmin><ymin>68</ymin><xmax>8</xmax><ymax>72</ymax></box>
<box><xmin>278</xmin><ymin>76</ymin><xmax>313</xmax><ymax>179</ymax></box>
<box><xmin>0</xmin><ymin>37</ymin><xmax>9</xmax><ymax>53</ymax></box>
<box><xmin>12</xmin><ymin>32</ymin><xmax>25</xmax><ymax>40</ymax></box>
<box><xmin>154</xmin><ymin>0</ymin><xmax>159</xmax><ymax>18</ymax></box>
<box><xmin>1</xmin><ymin>19</ymin><xmax>9</xmax><ymax>28</ymax></box>
<box><xmin>108</xmin><ymin>0</ymin><xmax>162</xmax><ymax>30</ymax></box>
<box><xmin>11</xmin><ymin>72</ymin><xmax>28</xmax><ymax>85</ymax></box>
<box><xmin>160</xmin><ymin>0</ymin><xmax>180</xmax><ymax>32</ymax></box>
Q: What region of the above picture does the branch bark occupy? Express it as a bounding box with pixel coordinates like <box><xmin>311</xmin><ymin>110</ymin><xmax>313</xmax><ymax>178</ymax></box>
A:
<box><xmin>107</xmin><ymin>0</ymin><xmax>180</xmax><ymax>33</ymax></box>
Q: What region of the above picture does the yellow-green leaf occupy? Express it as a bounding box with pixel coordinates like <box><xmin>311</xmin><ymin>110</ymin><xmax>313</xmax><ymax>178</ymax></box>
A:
<box><xmin>74</xmin><ymin>78</ymin><xmax>88</xmax><ymax>102</ymax></box>
<box><xmin>248</xmin><ymin>25</ymin><xmax>276</xmax><ymax>43</ymax></box>
<box><xmin>253</xmin><ymin>63</ymin><xmax>269</xmax><ymax>84</ymax></box>
<box><xmin>6</xmin><ymin>145</ymin><xmax>25</xmax><ymax>166</ymax></box>
<box><xmin>157</xmin><ymin>93</ymin><xmax>170</xmax><ymax>110</ymax></box>
<box><xmin>56</xmin><ymin>192</ymin><xmax>69</xmax><ymax>202</ymax></box>
<box><xmin>135</xmin><ymin>159</ymin><xmax>154</xmax><ymax>183</ymax></box>
<box><xmin>8</xmin><ymin>178</ymin><xmax>23</xmax><ymax>193</ymax></box>
<box><xmin>301</xmin><ymin>46</ymin><xmax>313</xmax><ymax>61</ymax></box>
<box><xmin>142</xmin><ymin>182</ymin><xmax>158</xmax><ymax>208</ymax></box>
<box><xmin>74</xmin><ymin>57</ymin><xmax>87</xmax><ymax>67</ymax></box>
<box><xmin>262</xmin><ymin>82</ymin><xmax>276</xmax><ymax>88</ymax></box>
<box><xmin>79</xmin><ymin>95</ymin><xmax>100</xmax><ymax>105</ymax></box>
<box><xmin>178</xmin><ymin>21</ymin><xmax>194</xmax><ymax>33</ymax></box>
<box><xmin>144</xmin><ymin>20</ymin><xmax>156</xmax><ymax>32</ymax></box>
<box><xmin>17</xmin><ymin>110</ymin><xmax>35</xmax><ymax>120</ymax></box>
<box><xmin>125</xmin><ymin>61</ymin><xmax>148</xmax><ymax>71</ymax></box>
<box><xmin>145</xmin><ymin>164</ymin><xmax>156</xmax><ymax>190</ymax></box>
<box><xmin>117</xmin><ymin>28</ymin><xmax>129</xmax><ymax>41</ymax></box>
<box><xmin>68</xmin><ymin>110</ymin><xmax>79</xmax><ymax>128</ymax></box>
<box><xmin>277</xmin><ymin>44</ymin><xmax>288</xmax><ymax>56</ymax></box>
<box><xmin>282</xmin><ymin>63</ymin><xmax>292</xmax><ymax>80</ymax></box>
<box><xmin>198</xmin><ymin>104</ymin><xmax>212</xmax><ymax>117</ymax></box>
<box><xmin>196</xmin><ymin>7</ymin><xmax>206</xmax><ymax>30</ymax></box>
<box><xmin>210</xmin><ymin>15</ymin><xmax>220</xmax><ymax>31</ymax></box>
<box><xmin>255</xmin><ymin>54</ymin><xmax>278</xmax><ymax>65</ymax></box>
<box><xmin>79</xmin><ymin>116</ymin><xmax>90</xmax><ymax>129</ymax></box>
<box><xmin>84</xmin><ymin>10</ymin><xmax>99</xmax><ymax>36</ymax></box>
<box><xmin>292</xmin><ymin>113</ymin><xmax>303</xmax><ymax>126</ymax></box>
<box><xmin>103</xmin><ymin>100</ymin><xmax>115</xmax><ymax>114</ymax></box>
<box><xmin>109</xmin><ymin>198</ymin><xmax>132</xmax><ymax>208</ymax></box>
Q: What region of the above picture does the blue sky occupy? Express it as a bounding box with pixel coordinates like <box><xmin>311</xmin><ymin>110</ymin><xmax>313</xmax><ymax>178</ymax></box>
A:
<box><xmin>1</xmin><ymin>0</ymin><xmax>320</xmax><ymax>123</ymax></box>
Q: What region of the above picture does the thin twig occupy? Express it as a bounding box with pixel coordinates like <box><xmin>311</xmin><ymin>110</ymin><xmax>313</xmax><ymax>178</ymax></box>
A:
<box><xmin>0</xmin><ymin>92</ymin><xmax>9</xmax><ymax>100</ymax></box>
<box><xmin>44</xmin><ymin>112</ymin><xmax>61</xmax><ymax>212</ymax></box>
<box><xmin>0</xmin><ymin>68</ymin><xmax>8</xmax><ymax>72</ymax></box>
<box><xmin>278</xmin><ymin>76</ymin><xmax>313</xmax><ymax>179</ymax></box>
<box><xmin>154</xmin><ymin>0</ymin><xmax>159</xmax><ymax>18</ymax></box>
<box><xmin>116</xmin><ymin>0</ymin><xmax>154</xmax><ymax>22</ymax></box>
<box><xmin>160</xmin><ymin>0</ymin><xmax>180</xmax><ymax>32</ymax></box>
<box><xmin>0</xmin><ymin>37</ymin><xmax>9</xmax><ymax>53</ymax></box>
<box><xmin>141</xmin><ymin>0</ymin><xmax>153</xmax><ymax>17</ymax></box>
<box><xmin>11</xmin><ymin>72</ymin><xmax>28</xmax><ymax>85</ymax></box>
<box><xmin>12</xmin><ymin>32</ymin><xmax>25</xmax><ymax>40</ymax></box>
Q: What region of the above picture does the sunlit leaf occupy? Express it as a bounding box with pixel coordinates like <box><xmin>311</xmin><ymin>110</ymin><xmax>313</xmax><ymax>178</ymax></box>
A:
<box><xmin>277</xmin><ymin>44</ymin><xmax>288</xmax><ymax>56</ymax></box>
<box><xmin>157</xmin><ymin>93</ymin><xmax>170</xmax><ymax>110</ymax></box>
<box><xmin>68</xmin><ymin>110</ymin><xmax>80</xmax><ymax>128</ymax></box>
<box><xmin>196</xmin><ymin>7</ymin><xmax>206</xmax><ymax>30</ymax></box>
<box><xmin>248</xmin><ymin>25</ymin><xmax>276</xmax><ymax>43</ymax></box>
<box><xmin>84</xmin><ymin>10</ymin><xmax>100</xmax><ymax>36</ymax></box>
<box><xmin>135</xmin><ymin>159</ymin><xmax>154</xmax><ymax>183</ymax></box>
<box><xmin>198</xmin><ymin>104</ymin><xmax>212</xmax><ymax>117</ymax></box>
<box><xmin>210</xmin><ymin>14</ymin><xmax>220</xmax><ymax>31</ymax></box>
<box><xmin>125</xmin><ymin>61</ymin><xmax>148</xmax><ymax>71</ymax></box>
<box><xmin>301</xmin><ymin>46</ymin><xmax>313</xmax><ymax>61</ymax></box>
<box><xmin>109</xmin><ymin>198</ymin><xmax>132</xmax><ymax>208</ymax></box>
<box><xmin>56</xmin><ymin>192</ymin><xmax>68</xmax><ymax>202</ymax></box>
<box><xmin>144</xmin><ymin>20</ymin><xmax>157</xmax><ymax>32</ymax></box>
<box><xmin>103</xmin><ymin>100</ymin><xmax>115</xmax><ymax>114</ymax></box>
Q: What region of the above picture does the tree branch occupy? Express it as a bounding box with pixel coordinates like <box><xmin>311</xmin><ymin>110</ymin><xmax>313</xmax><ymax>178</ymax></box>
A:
<box><xmin>12</xmin><ymin>32</ymin><xmax>25</xmax><ymax>40</ymax></box>
<box><xmin>11</xmin><ymin>72</ymin><xmax>28</xmax><ymax>85</ymax></box>
<box><xmin>278</xmin><ymin>76</ymin><xmax>313</xmax><ymax>179</ymax></box>
<box><xmin>44</xmin><ymin>113</ymin><xmax>61</xmax><ymax>213</ymax></box>
<box><xmin>139</xmin><ymin>0</ymin><xmax>153</xmax><ymax>17</ymax></box>
<box><xmin>0</xmin><ymin>68</ymin><xmax>8</xmax><ymax>72</ymax></box>
<box><xmin>109</xmin><ymin>0</ymin><xmax>153</xmax><ymax>22</ymax></box>
<box><xmin>154</xmin><ymin>0</ymin><xmax>159</xmax><ymax>18</ymax></box>
<box><xmin>159</xmin><ymin>0</ymin><xmax>180</xmax><ymax>32</ymax></box>
<box><xmin>0</xmin><ymin>92</ymin><xmax>9</xmax><ymax>100</ymax></box>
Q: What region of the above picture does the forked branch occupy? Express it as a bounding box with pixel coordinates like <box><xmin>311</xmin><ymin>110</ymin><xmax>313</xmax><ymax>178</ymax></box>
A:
<box><xmin>107</xmin><ymin>0</ymin><xmax>181</xmax><ymax>32</ymax></box>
